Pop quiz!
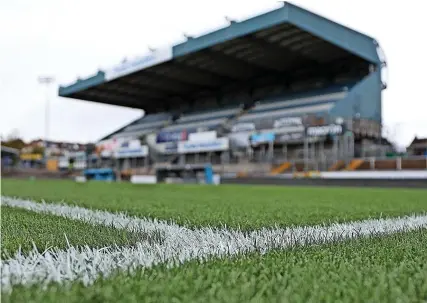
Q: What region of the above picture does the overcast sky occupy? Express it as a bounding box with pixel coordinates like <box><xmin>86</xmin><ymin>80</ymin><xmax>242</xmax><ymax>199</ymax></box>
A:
<box><xmin>1</xmin><ymin>0</ymin><xmax>426</xmax><ymax>147</ymax></box>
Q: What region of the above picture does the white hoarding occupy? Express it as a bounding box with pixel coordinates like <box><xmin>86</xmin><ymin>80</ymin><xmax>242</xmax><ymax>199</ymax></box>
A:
<box><xmin>114</xmin><ymin>145</ymin><xmax>148</xmax><ymax>159</ymax></box>
<box><xmin>188</xmin><ymin>131</ymin><xmax>217</xmax><ymax>142</ymax></box>
<box><xmin>231</xmin><ymin>123</ymin><xmax>256</xmax><ymax>133</ymax></box>
<box><xmin>104</xmin><ymin>47</ymin><xmax>173</xmax><ymax>81</ymax></box>
<box><xmin>273</xmin><ymin>117</ymin><xmax>303</xmax><ymax>128</ymax></box>
<box><xmin>130</xmin><ymin>175</ymin><xmax>157</xmax><ymax>184</ymax></box>
<box><xmin>178</xmin><ymin>138</ymin><xmax>229</xmax><ymax>154</ymax></box>
<box><xmin>307</xmin><ymin>124</ymin><xmax>343</xmax><ymax>137</ymax></box>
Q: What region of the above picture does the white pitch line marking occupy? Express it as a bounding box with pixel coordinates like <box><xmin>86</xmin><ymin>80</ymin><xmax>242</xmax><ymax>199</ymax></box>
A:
<box><xmin>1</xmin><ymin>196</ymin><xmax>427</xmax><ymax>291</ymax></box>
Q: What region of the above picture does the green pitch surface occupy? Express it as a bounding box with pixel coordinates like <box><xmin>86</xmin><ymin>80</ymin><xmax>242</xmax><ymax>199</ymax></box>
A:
<box><xmin>4</xmin><ymin>229</ymin><xmax>427</xmax><ymax>303</ymax></box>
<box><xmin>2</xmin><ymin>179</ymin><xmax>427</xmax><ymax>229</ymax></box>
<box><xmin>1</xmin><ymin>179</ymin><xmax>426</xmax><ymax>302</ymax></box>
<box><xmin>1</xmin><ymin>206</ymin><xmax>161</xmax><ymax>257</ymax></box>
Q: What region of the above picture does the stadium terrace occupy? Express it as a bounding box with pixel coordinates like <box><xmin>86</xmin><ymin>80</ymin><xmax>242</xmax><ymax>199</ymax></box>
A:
<box><xmin>58</xmin><ymin>2</ymin><xmax>389</xmax><ymax>177</ymax></box>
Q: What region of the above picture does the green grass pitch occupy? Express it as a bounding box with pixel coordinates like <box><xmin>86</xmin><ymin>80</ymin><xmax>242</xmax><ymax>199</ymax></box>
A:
<box><xmin>1</xmin><ymin>178</ymin><xmax>426</xmax><ymax>302</ymax></box>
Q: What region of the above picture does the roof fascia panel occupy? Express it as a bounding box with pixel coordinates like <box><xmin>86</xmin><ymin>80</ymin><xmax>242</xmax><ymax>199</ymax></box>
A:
<box><xmin>286</xmin><ymin>3</ymin><xmax>380</xmax><ymax>64</ymax></box>
<box><xmin>173</xmin><ymin>6</ymin><xmax>289</xmax><ymax>57</ymax></box>
<box><xmin>59</xmin><ymin>71</ymin><xmax>105</xmax><ymax>97</ymax></box>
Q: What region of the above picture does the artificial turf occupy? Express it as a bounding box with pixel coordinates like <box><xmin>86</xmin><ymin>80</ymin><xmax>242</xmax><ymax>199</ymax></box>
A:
<box><xmin>1</xmin><ymin>179</ymin><xmax>426</xmax><ymax>302</ymax></box>
<box><xmin>3</xmin><ymin>228</ymin><xmax>426</xmax><ymax>303</ymax></box>
<box><xmin>2</xmin><ymin>178</ymin><xmax>426</xmax><ymax>229</ymax></box>
<box><xmin>0</xmin><ymin>206</ymin><xmax>160</xmax><ymax>257</ymax></box>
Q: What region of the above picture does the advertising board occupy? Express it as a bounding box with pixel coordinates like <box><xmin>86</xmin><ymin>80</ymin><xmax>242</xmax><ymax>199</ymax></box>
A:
<box><xmin>306</xmin><ymin>124</ymin><xmax>343</xmax><ymax>137</ymax></box>
<box><xmin>156</xmin><ymin>130</ymin><xmax>188</xmax><ymax>143</ymax></box>
<box><xmin>250</xmin><ymin>133</ymin><xmax>275</xmax><ymax>146</ymax></box>
<box><xmin>178</xmin><ymin>138</ymin><xmax>229</xmax><ymax>154</ymax></box>
<box><xmin>114</xmin><ymin>145</ymin><xmax>148</xmax><ymax>158</ymax></box>
<box><xmin>231</xmin><ymin>123</ymin><xmax>256</xmax><ymax>133</ymax></box>
<box><xmin>188</xmin><ymin>131</ymin><xmax>217</xmax><ymax>142</ymax></box>
<box><xmin>104</xmin><ymin>47</ymin><xmax>173</xmax><ymax>81</ymax></box>
<box><xmin>273</xmin><ymin>117</ymin><xmax>303</xmax><ymax>128</ymax></box>
<box><xmin>275</xmin><ymin>132</ymin><xmax>305</xmax><ymax>143</ymax></box>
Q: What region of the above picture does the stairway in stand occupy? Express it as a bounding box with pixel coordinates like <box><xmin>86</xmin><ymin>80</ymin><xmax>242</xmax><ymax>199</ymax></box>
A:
<box><xmin>270</xmin><ymin>162</ymin><xmax>292</xmax><ymax>175</ymax></box>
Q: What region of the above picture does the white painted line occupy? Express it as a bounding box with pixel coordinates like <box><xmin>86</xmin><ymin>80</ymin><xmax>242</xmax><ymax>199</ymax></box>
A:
<box><xmin>1</xmin><ymin>196</ymin><xmax>427</xmax><ymax>291</ymax></box>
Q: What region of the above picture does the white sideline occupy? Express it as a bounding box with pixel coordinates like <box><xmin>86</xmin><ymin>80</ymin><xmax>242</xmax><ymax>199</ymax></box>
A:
<box><xmin>1</xmin><ymin>196</ymin><xmax>427</xmax><ymax>291</ymax></box>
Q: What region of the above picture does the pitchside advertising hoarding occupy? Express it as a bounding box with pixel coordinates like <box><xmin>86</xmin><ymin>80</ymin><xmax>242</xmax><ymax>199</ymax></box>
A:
<box><xmin>178</xmin><ymin>138</ymin><xmax>229</xmax><ymax>154</ymax></box>
<box><xmin>104</xmin><ymin>47</ymin><xmax>173</xmax><ymax>81</ymax></box>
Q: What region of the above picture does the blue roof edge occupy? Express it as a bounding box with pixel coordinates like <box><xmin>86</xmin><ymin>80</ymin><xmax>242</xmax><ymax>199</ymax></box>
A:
<box><xmin>286</xmin><ymin>3</ymin><xmax>380</xmax><ymax>64</ymax></box>
<box><xmin>58</xmin><ymin>71</ymin><xmax>105</xmax><ymax>97</ymax></box>
<box><xmin>172</xmin><ymin>5</ymin><xmax>289</xmax><ymax>57</ymax></box>
<box><xmin>59</xmin><ymin>2</ymin><xmax>381</xmax><ymax>97</ymax></box>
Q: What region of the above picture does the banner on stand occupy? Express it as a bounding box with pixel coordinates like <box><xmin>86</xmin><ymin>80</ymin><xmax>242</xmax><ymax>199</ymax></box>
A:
<box><xmin>178</xmin><ymin>138</ymin><xmax>229</xmax><ymax>154</ymax></box>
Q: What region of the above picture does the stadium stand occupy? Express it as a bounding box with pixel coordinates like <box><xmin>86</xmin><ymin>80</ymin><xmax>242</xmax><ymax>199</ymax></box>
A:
<box><xmin>163</xmin><ymin>106</ymin><xmax>241</xmax><ymax>132</ymax></box>
<box><xmin>233</xmin><ymin>87</ymin><xmax>348</xmax><ymax>130</ymax></box>
<box><xmin>110</xmin><ymin>113</ymin><xmax>172</xmax><ymax>139</ymax></box>
<box><xmin>58</xmin><ymin>2</ymin><xmax>392</xmax><ymax>176</ymax></box>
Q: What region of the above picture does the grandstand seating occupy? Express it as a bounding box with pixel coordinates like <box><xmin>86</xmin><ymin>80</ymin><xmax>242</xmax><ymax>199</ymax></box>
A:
<box><xmin>163</xmin><ymin>106</ymin><xmax>241</xmax><ymax>132</ymax></box>
<box><xmin>112</xmin><ymin>113</ymin><xmax>172</xmax><ymax>139</ymax></box>
<box><xmin>110</xmin><ymin>106</ymin><xmax>244</xmax><ymax>139</ymax></box>
<box><xmin>235</xmin><ymin>88</ymin><xmax>348</xmax><ymax>131</ymax></box>
<box><xmin>109</xmin><ymin>85</ymin><xmax>351</xmax><ymax>140</ymax></box>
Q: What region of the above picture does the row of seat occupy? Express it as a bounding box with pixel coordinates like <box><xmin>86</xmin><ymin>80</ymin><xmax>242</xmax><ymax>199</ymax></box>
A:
<box><xmin>112</xmin><ymin>85</ymin><xmax>349</xmax><ymax>139</ymax></box>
